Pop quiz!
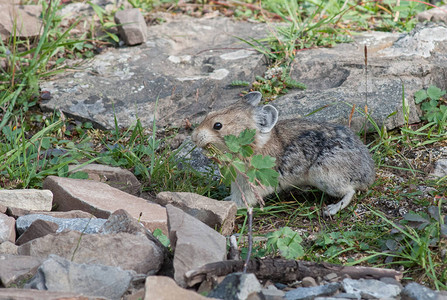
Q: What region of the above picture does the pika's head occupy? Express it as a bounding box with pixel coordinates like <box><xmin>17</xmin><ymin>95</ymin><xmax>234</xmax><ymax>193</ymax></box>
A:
<box><xmin>191</xmin><ymin>91</ymin><xmax>278</xmax><ymax>151</ymax></box>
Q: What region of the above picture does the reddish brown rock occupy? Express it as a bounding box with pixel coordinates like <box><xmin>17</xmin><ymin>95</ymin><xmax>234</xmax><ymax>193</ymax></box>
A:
<box><xmin>0</xmin><ymin>213</ymin><xmax>15</xmax><ymax>243</ymax></box>
<box><xmin>43</xmin><ymin>176</ymin><xmax>167</xmax><ymax>234</ymax></box>
<box><xmin>18</xmin><ymin>230</ymin><xmax>163</xmax><ymax>274</ymax></box>
<box><xmin>114</xmin><ymin>8</ymin><xmax>147</xmax><ymax>46</ymax></box>
<box><xmin>0</xmin><ymin>288</ymin><xmax>88</xmax><ymax>300</ymax></box>
<box><xmin>7</xmin><ymin>208</ymin><xmax>94</xmax><ymax>219</ymax></box>
<box><xmin>155</xmin><ymin>191</ymin><xmax>237</xmax><ymax>236</ymax></box>
<box><xmin>15</xmin><ymin>219</ymin><xmax>59</xmax><ymax>246</ymax></box>
<box><xmin>167</xmin><ymin>205</ymin><xmax>226</xmax><ymax>287</ymax></box>
<box><xmin>0</xmin><ymin>254</ymin><xmax>43</xmax><ymax>287</ymax></box>
<box><xmin>0</xmin><ymin>4</ymin><xmax>42</xmax><ymax>40</ymax></box>
<box><xmin>145</xmin><ymin>276</ymin><xmax>208</xmax><ymax>300</ymax></box>
<box><xmin>68</xmin><ymin>163</ymin><xmax>141</xmax><ymax>195</ymax></box>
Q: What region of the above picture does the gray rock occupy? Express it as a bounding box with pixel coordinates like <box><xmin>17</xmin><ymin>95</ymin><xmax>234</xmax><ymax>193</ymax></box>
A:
<box><xmin>342</xmin><ymin>278</ymin><xmax>401</xmax><ymax>299</ymax></box>
<box><xmin>261</xmin><ymin>284</ymin><xmax>286</xmax><ymax>299</ymax></box>
<box><xmin>285</xmin><ymin>282</ymin><xmax>341</xmax><ymax>300</ymax></box>
<box><xmin>380</xmin><ymin>276</ymin><xmax>404</xmax><ymax>290</ymax></box>
<box><xmin>15</xmin><ymin>214</ymin><xmax>107</xmax><ymax>235</ymax></box>
<box><xmin>401</xmin><ymin>282</ymin><xmax>443</xmax><ymax>300</ymax></box>
<box><xmin>328</xmin><ymin>293</ymin><xmax>361</xmax><ymax>299</ymax></box>
<box><xmin>176</xmin><ymin>137</ymin><xmax>220</xmax><ymax>176</ymax></box>
<box><xmin>68</xmin><ymin>163</ymin><xmax>142</xmax><ymax>195</ymax></box>
<box><xmin>167</xmin><ymin>204</ymin><xmax>226</xmax><ymax>287</ymax></box>
<box><xmin>114</xmin><ymin>8</ymin><xmax>147</xmax><ymax>45</ymax></box>
<box><xmin>0</xmin><ymin>189</ymin><xmax>53</xmax><ymax>211</ymax></box>
<box><xmin>99</xmin><ymin>209</ymin><xmax>173</xmax><ymax>277</ymax></box>
<box><xmin>155</xmin><ymin>191</ymin><xmax>237</xmax><ymax>236</ymax></box>
<box><xmin>25</xmin><ymin>254</ymin><xmax>133</xmax><ymax>300</ymax></box>
<box><xmin>208</xmin><ymin>272</ymin><xmax>262</xmax><ymax>300</ymax></box>
<box><xmin>15</xmin><ymin>219</ymin><xmax>59</xmax><ymax>246</ymax></box>
<box><xmin>58</xmin><ymin>0</ymin><xmax>131</xmax><ymax>19</ymax></box>
<box><xmin>430</xmin><ymin>158</ymin><xmax>447</xmax><ymax>178</ymax></box>
<box><xmin>144</xmin><ymin>275</ymin><xmax>208</xmax><ymax>300</ymax></box>
<box><xmin>0</xmin><ymin>254</ymin><xmax>43</xmax><ymax>287</ymax></box>
<box><xmin>43</xmin><ymin>176</ymin><xmax>168</xmax><ymax>234</ymax></box>
<box><xmin>18</xmin><ymin>230</ymin><xmax>163</xmax><ymax>274</ymax></box>
<box><xmin>0</xmin><ymin>213</ymin><xmax>15</xmax><ymax>243</ymax></box>
<box><xmin>39</xmin><ymin>15</ymin><xmax>267</xmax><ymax>129</ymax></box>
<box><xmin>278</xmin><ymin>24</ymin><xmax>447</xmax><ymax>132</ymax></box>
<box><xmin>417</xmin><ymin>5</ymin><xmax>447</xmax><ymax>23</ymax></box>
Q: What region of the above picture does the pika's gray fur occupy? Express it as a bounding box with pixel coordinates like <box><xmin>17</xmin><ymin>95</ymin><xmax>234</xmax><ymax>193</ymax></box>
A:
<box><xmin>191</xmin><ymin>91</ymin><xmax>375</xmax><ymax>216</ymax></box>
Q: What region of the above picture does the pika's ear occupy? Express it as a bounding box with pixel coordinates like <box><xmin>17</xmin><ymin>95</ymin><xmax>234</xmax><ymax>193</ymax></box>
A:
<box><xmin>255</xmin><ymin>105</ymin><xmax>278</xmax><ymax>133</ymax></box>
<box><xmin>243</xmin><ymin>91</ymin><xmax>262</xmax><ymax>107</ymax></box>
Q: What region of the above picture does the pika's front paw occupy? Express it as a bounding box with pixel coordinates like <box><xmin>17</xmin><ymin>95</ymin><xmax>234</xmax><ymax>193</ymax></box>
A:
<box><xmin>323</xmin><ymin>203</ymin><xmax>342</xmax><ymax>217</ymax></box>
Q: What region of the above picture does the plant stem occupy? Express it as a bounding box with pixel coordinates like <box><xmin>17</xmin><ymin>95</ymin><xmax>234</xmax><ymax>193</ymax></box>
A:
<box><xmin>243</xmin><ymin>207</ymin><xmax>253</xmax><ymax>273</ymax></box>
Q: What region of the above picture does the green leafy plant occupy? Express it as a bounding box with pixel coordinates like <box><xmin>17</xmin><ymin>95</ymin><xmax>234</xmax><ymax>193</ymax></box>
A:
<box><xmin>360</xmin><ymin>206</ymin><xmax>447</xmax><ymax>290</ymax></box>
<box><xmin>252</xmin><ymin>68</ymin><xmax>306</xmax><ymax>100</ymax></box>
<box><xmin>0</xmin><ymin>115</ymin><xmax>97</xmax><ymax>189</ymax></box>
<box><xmin>266</xmin><ymin>226</ymin><xmax>304</xmax><ymax>259</ymax></box>
<box><xmin>88</xmin><ymin>1</ymin><xmax>120</xmax><ymax>43</ymax></box>
<box><xmin>153</xmin><ymin>228</ymin><xmax>170</xmax><ymax>248</ymax></box>
<box><xmin>206</xmin><ymin>129</ymin><xmax>279</xmax><ymax>201</ymax></box>
<box><xmin>414</xmin><ymin>85</ymin><xmax>447</xmax><ymax>130</ymax></box>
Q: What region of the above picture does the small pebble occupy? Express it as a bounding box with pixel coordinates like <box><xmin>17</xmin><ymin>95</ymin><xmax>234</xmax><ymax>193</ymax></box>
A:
<box><xmin>302</xmin><ymin>276</ymin><xmax>318</xmax><ymax>287</ymax></box>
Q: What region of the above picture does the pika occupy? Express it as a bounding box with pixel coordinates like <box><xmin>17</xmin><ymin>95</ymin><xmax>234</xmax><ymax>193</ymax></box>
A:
<box><xmin>191</xmin><ymin>91</ymin><xmax>375</xmax><ymax>216</ymax></box>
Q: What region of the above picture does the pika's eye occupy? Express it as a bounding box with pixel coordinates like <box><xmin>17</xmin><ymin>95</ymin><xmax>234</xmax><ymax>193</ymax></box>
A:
<box><xmin>213</xmin><ymin>122</ymin><xmax>223</xmax><ymax>130</ymax></box>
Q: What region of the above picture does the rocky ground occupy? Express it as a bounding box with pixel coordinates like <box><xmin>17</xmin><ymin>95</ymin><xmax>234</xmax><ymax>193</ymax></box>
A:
<box><xmin>1</xmin><ymin>0</ymin><xmax>447</xmax><ymax>299</ymax></box>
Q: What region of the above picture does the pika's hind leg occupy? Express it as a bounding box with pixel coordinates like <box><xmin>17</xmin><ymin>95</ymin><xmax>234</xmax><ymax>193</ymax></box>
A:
<box><xmin>323</xmin><ymin>188</ymin><xmax>355</xmax><ymax>217</ymax></box>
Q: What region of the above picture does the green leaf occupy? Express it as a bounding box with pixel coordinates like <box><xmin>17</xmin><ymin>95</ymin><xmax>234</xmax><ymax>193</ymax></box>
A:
<box><xmin>246</xmin><ymin>168</ymin><xmax>257</xmax><ymax>183</ymax></box>
<box><xmin>267</xmin><ymin>227</ymin><xmax>304</xmax><ymax>259</ymax></box>
<box><xmin>240</xmin><ymin>145</ymin><xmax>254</xmax><ymax>157</ymax></box>
<box><xmin>278</xmin><ymin>238</ymin><xmax>304</xmax><ymax>259</ymax></box>
<box><xmin>40</xmin><ymin>137</ymin><xmax>53</xmax><ymax>150</ymax></box>
<box><xmin>233</xmin><ymin>159</ymin><xmax>246</xmax><ymax>173</ymax></box>
<box><xmin>414</xmin><ymin>89</ymin><xmax>427</xmax><ymax>104</ymax></box>
<box><xmin>224</xmin><ymin>134</ymin><xmax>241</xmax><ymax>153</ymax></box>
<box><xmin>220</xmin><ymin>166</ymin><xmax>237</xmax><ymax>185</ymax></box>
<box><xmin>256</xmin><ymin>168</ymin><xmax>279</xmax><ymax>187</ymax></box>
<box><xmin>427</xmin><ymin>85</ymin><xmax>446</xmax><ymax>101</ymax></box>
<box><xmin>238</xmin><ymin>129</ymin><xmax>256</xmax><ymax>146</ymax></box>
<box><xmin>153</xmin><ymin>228</ymin><xmax>170</xmax><ymax>247</ymax></box>
<box><xmin>68</xmin><ymin>171</ymin><xmax>89</xmax><ymax>179</ymax></box>
<box><xmin>403</xmin><ymin>212</ymin><xmax>429</xmax><ymax>223</ymax></box>
<box><xmin>251</xmin><ymin>154</ymin><xmax>276</xmax><ymax>169</ymax></box>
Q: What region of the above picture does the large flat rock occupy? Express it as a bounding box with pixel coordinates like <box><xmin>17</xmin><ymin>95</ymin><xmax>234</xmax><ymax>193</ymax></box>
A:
<box><xmin>277</xmin><ymin>23</ymin><xmax>447</xmax><ymax>131</ymax></box>
<box><xmin>43</xmin><ymin>176</ymin><xmax>167</xmax><ymax>234</ymax></box>
<box><xmin>40</xmin><ymin>15</ymin><xmax>267</xmax><ymax>129</ymax></box>
<box><xmin>40</xmin><ymin>15</ymin><xmax>447</xmax><ymax>132</ymax></box>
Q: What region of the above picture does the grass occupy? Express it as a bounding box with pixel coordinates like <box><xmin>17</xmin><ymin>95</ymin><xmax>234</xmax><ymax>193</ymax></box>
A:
<box><xmin>0</xmin><ymin>0</ymin><xmax>446</xmax><ymax>291</ymax></box>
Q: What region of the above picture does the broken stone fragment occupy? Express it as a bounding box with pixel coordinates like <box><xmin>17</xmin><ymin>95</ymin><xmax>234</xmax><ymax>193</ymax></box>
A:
<box><xmin>25</xmin><ymin>254</ymin><xmax>134</xmax><ymax>300</ymax></box>
<box><xmin>114</xmin><ymin>8</ymin><xmax>147</xmax><ymax>46</ymax></box>
<box><xmin>43</xmin><ymin>176</ymin><xmax>168</xmax><ymax>234</ymax></box>
<box><xmin>68</xmin><ymin>163</ymin><xmax>142</xmax><ymax>195</ymax></box>
<box><xmin>0</xmin><ymin>189</ymin><xmax>53</xmax><ymax>211</ymax></box>
<box><xmin>0</xmin><ymin>4</ymin><xmax>42</xmax><ymax>40</ymax></box>
<box><xmin>167</xmin><ymin>205</ymin><xmax>226</xmax><ymax>287</ymax></box>
<box><xmin>17</xmin><ymin>230</ymin><xmax>163</xmax><ymax>274</ymax></box>
<box><xmin>155</xmin><ymin>191</ymin><xmax>237</xmax><ymax>236</ymax></box>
